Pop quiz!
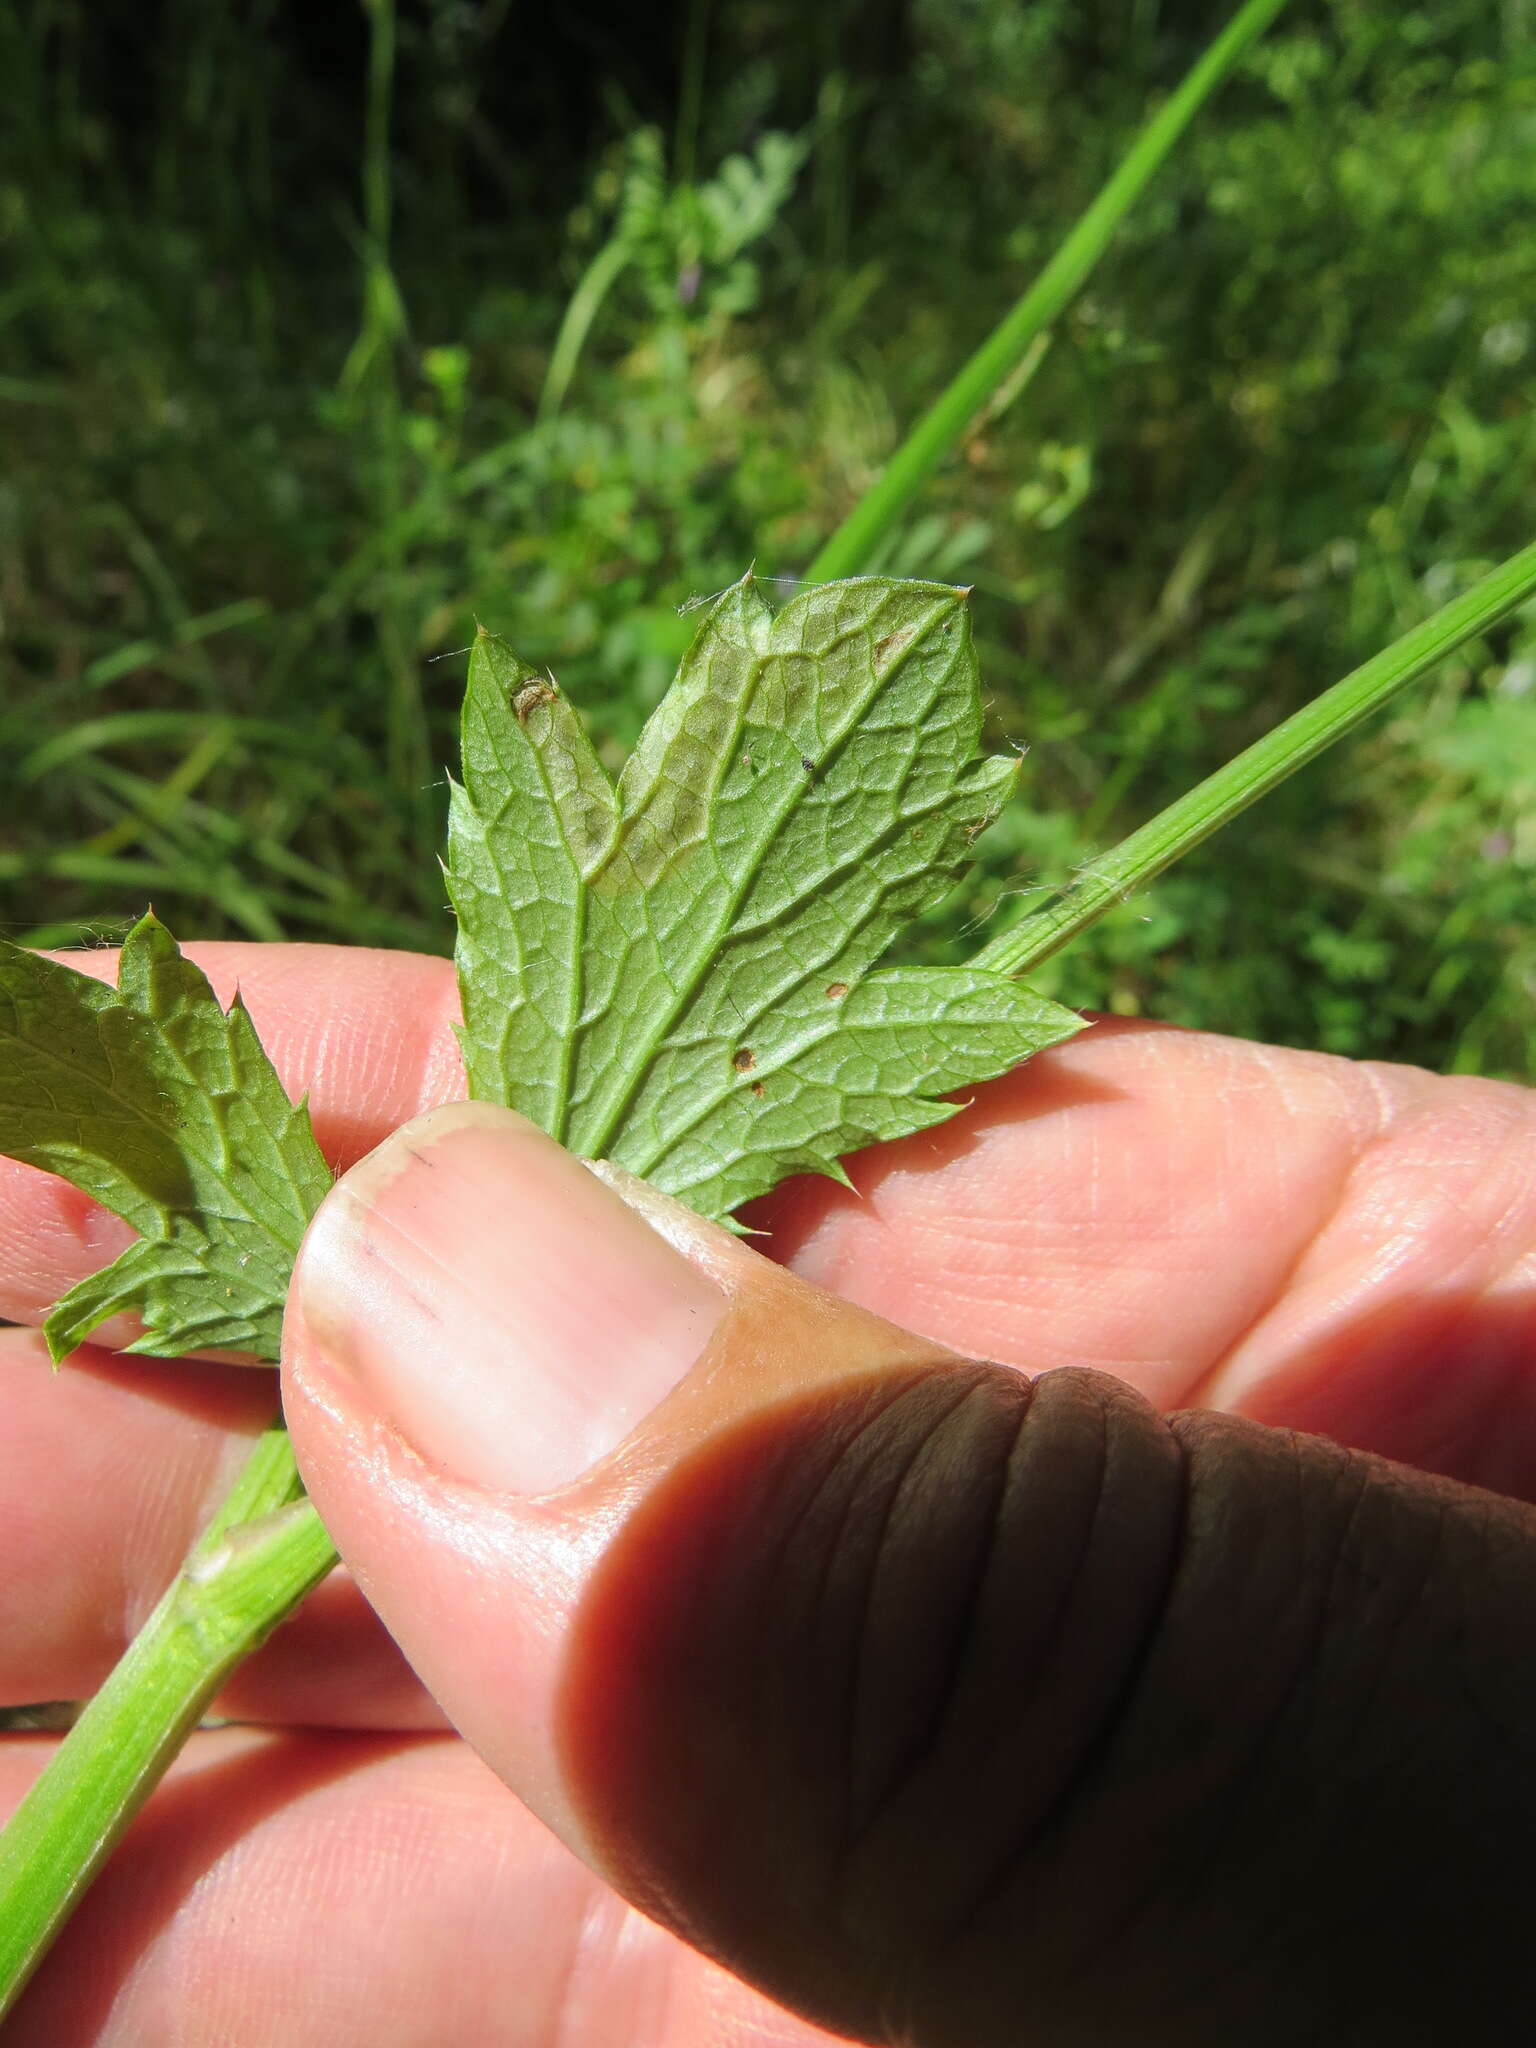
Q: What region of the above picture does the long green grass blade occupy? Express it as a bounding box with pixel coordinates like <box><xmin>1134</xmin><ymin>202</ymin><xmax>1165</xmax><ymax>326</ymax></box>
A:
<box><xmin>539</xmin><ymin>235</ymin><xmax>633</xmax><ymax>421</ymax></box>
<box><xmin>806</xmin><ymin>0</ymin><xmax>1295</xmax><ymax>582</ymax></box>
<box><xmin>974</xmin><ymin>539</ymin><xmax>1536</xmax><ymax>980</ymax></box>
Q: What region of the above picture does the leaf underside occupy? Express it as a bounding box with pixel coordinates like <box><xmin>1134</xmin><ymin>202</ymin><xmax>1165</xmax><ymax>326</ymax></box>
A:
<box><xmin>0</xmin><ymin>916</ymin><xmax>332</xmax><ymax>1360</ymax></box>
<box><xmin>0</xmin><ymin>574</ymin><xmax>1079</xmax><ymax>1365</ymax></box>
<box><xmin>448</xmin><ymin>574</ymin><xmax>1081</xmax><ymax>1221</ymax></box>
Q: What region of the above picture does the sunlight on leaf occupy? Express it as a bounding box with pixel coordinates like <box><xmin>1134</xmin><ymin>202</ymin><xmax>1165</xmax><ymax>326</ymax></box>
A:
<box><xmin>0</xmin><ymin>576</ymin><xmax>1079</xmax><ymax>1359</ymax></box>
<box><xmin>448</xmin><ymin>574</ymin><xmax>1081</xmax><ymax>1220</ymax></box>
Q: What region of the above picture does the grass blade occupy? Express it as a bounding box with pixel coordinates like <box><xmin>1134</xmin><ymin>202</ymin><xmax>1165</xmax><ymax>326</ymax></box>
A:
<box><xmin>806</xmin><ymin>0</ymin><xmax>1295</xmax><ymax>582</ymax></box>
<box><xmin>973</xmin><ymin>539</ymin><xmax>1536</xmax><ymax>979</ymax></box>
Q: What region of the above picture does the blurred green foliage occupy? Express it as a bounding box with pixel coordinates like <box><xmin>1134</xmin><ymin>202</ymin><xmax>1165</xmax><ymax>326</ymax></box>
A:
<box><xmin>1</xmin><ymin>0</ymin><xmax>1532</xmax><ymax>1074</ymax></box>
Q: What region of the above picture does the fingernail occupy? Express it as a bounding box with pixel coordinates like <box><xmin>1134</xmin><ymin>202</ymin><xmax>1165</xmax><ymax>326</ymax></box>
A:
<box><xmin>293</xmin><ymin>1102</ymin><xmax>726</xmax><ymax>1494</ymax></box>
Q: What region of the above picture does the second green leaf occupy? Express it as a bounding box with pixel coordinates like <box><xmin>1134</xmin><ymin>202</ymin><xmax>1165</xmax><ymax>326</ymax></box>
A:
<box><xmin>447</xmin><ymin>574</ymin><xmax>1080</xmax><ymax>1221</ymax></box>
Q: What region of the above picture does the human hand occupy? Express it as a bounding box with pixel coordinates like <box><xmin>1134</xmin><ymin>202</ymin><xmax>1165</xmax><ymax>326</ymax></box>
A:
<box><xmin>2</xmin><ymin>942</ymin><xmax>1534</xmax><ymax>2043</ymax></box>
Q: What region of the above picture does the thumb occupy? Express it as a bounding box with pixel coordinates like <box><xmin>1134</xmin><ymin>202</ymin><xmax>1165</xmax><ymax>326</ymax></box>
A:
<box><xmin>282</xmin><ymin>1102</ymin><xmax>1536</xmax><ymax>2047</ymax></box>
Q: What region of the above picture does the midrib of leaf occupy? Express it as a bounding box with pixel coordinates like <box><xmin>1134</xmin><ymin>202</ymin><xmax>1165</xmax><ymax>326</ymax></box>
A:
<box><xmin>138</xmin><ymin>1061</ymin><xmax>307</xmax><ymax>1255</ymax></box>
<box><xmin>556</xmin><ymin>881</ymin><xmax>589</xmax><ymax>1149</ymax></box>
<box><xmin>576</xmin><ymin>594</ymin><xmax>956</xmax><ymax>1159</ymax></box>
<box><xmin>574</xmin><ymin>634</ymin><xmax>768</xmax><ymax>1154</ymax></box>
<box><xmin>135</xmin><ymin>999</ymin><xmax>301</xmax><ymax>1244</ymax></box>
<box><xmin>703</xmin><ymin>758</ymin><xmax>973</xmax><ymax>952</ymax></box>
<box><xmin>474</xmin><ymin>703</ymin><xmax>601</xmax><ymax>1146</ymax></box>
<box><xmin>619</xmin><ymin>776</ymin><xmax>1004</xmax><ymax>1181</ymax></box>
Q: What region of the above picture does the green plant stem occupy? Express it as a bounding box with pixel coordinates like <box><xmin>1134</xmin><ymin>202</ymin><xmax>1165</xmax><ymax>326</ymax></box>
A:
<box><xmin>539</xmin><ymin>234</ymin><xmax>633</xmax><ymax>421</ymax></box>
<box><xmin>974</xmin><ymin>539</ymin><xmax>1536</xmax><ymax>981</ymax></box>
<box><xmin>0</xmin><ymin>1426</ymin><xmax>337</xmax><ymax>2020</ymax></box>
<box><xmin>806</xmin><ymin>0</ymin><xmax>1294</xmax><ymax>582</ymax></box>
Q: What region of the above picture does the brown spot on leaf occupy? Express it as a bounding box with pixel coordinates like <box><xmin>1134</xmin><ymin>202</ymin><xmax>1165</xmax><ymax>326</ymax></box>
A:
<box><xmin>513</xmin><ymin>679</ymin><xmax>558</xmax><ymax>723</ymax></box>
<box><xmin>750</xmin><ymin>1080</ymin><xmax>765</xmax><ymax>1098</ymax></box>
<box><xmin>733</xmin><ymin>1047</ymin><xmax>756</xmax><ymax>1072</ymax></box>
<box><xmin>825</xmin><ymin>982</ymin><xmax>849</xmax><ymax>1001</ymax></box>
<box><xmin>872</xmin><ymin>624</ymin><xmax>918</xmax><ymax>673</ymax></box>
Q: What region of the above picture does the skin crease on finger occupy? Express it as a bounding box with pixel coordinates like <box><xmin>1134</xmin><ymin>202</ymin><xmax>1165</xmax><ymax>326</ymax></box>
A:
<box><xmin>0</xmin><ymin>944</ymin><xmax>1534</xmax><ymax>1490</ymax></box>
<box><xmin>755</xmin><ymin>1021</ymin><xmax>1536</xmax><ymax>1496</ymax></box>
<box><xmin>0</xmin><ymin>941</ymin><xmax>1532</xmax><ymax>1725</ymax></box>
<box><xmin>281</xmin><ymin>1127</ymin><xmax>1536</xmax><ymax>2047</ymax></box>
<box><xmin>0</xmin><ymin>942</ymin><xmax>1533</xmax><ymax>2043</ymax></box>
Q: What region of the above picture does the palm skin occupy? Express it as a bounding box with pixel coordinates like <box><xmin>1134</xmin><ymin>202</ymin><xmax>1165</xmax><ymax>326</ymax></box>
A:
<box><xmin>1</xmin><ymin>942</ymin><xmax>1532</xmax><ymax>2046</ymax></box>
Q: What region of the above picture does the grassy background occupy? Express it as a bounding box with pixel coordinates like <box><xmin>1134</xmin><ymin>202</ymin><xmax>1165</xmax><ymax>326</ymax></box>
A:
<box><xmin>2</xmin><ymin>0</ymin><xmax>1532</xmax><ymax>1074</ymax></box>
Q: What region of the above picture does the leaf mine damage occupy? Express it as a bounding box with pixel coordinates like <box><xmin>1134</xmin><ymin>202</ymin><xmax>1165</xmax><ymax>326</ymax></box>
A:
<box><xmin>447</xmin><ymin>571</ymin><xmax>1081</xmax><ymax>1221</ymax></box>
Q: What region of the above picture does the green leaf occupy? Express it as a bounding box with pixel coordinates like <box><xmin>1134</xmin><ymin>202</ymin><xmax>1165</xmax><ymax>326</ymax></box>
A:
<box><xmin>448</xmin><ymin>574</ymin><xmax>1081</xmax><ymax>1219</ymax></box>
<box><xmin>446</xmin><ymin>632</ymin><xmax>617</xmax><ymax>1142</ymax></box>
<box><xmin>0</xmin><ymin>913</ymin><xmax>332</xmax><ymax>1361</ymax></box>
